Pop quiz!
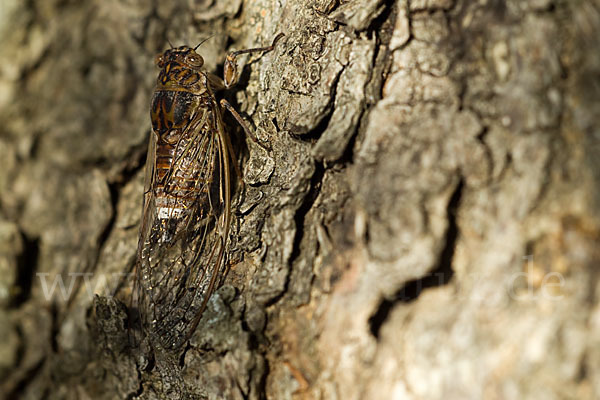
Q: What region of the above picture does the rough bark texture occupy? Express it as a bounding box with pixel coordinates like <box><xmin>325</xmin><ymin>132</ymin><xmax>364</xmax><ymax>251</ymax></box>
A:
<box><xmin>1</xmin><ymin>0</ymin><xmax>600</xmax><ymax>399</ymax></box>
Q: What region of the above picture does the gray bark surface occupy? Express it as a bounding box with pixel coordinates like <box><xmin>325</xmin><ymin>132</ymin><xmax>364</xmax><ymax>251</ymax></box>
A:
<box><xmin>1</xmin><ymin>0</ymin><xmax>599</xmax><ymax>399</ymax></box>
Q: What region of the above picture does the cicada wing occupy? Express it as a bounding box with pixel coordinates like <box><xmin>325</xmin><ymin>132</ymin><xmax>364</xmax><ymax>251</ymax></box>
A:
<box><xmin>135</xmin><ymin>107</ymin><xmax>232</xmax><ymax>350</ymax></box>
<box><xmin>180</xmin><ymin>110</ymin><xmax>232</xmax><ymax>341</ymax></box>
<box><xmin>142</xmin><ymin>130</ymin><xmax>157</xmax><ymax>213</ymax></box>
<box><xmin>130</xmin><ymin>129</ymin><xmax>158</xmax><ymax>343</ymax></box>
<box><xmin>138</xmin><ymin>129</ymin><xmax>158</xmax><ymax>256</ymax></box>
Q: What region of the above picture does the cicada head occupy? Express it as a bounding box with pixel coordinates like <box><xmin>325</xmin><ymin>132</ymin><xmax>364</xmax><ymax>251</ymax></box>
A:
<box><xmin>155</xmin><ymin>46</ymin><xmax>205</xmax><ymax>88</ymax></box>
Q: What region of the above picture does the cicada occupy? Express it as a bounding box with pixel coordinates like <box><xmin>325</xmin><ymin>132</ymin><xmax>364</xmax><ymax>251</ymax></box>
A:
<box><xmin>135</xmin><ymin>34</ymin><xmax>283</xmax><ymax>351</ymax></box>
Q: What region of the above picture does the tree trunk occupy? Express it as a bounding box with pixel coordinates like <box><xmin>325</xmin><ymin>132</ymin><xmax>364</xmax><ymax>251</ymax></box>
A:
<box><xmin>1</xmin><ymin>0</ymin><xmax>599</xmax><ymax>399</ymax></box>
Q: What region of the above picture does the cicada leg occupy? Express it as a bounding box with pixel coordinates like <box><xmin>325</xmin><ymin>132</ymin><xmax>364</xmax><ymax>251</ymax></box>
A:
<box><xmin>220</xmin><ymin>33</ymin><xmax>284</xmax><ymax>150</ymax></box>
<box><xmin>206</xmin><ymin>34</ymin><xmax>283</xmax><ymax>177</ymax></box>
<box><xmin>220</xmin><ymin>98</ymin><xmax>271</xmax><ymax>149</ymax></box>
<box><xmin>223</xmin><ymin>33</ymin><xmax>285</xmax><ymax>88</ymax></box>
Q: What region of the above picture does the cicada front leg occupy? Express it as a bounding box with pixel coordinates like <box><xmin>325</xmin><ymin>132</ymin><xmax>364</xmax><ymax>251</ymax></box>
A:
<box><xmin>223</xmin><ymin>33</ymin><xmax>285</xmax><ymax>88</ymax></box>
<box><xmin>209</xmin><ymin>33</ymin><xmax>284</xmax><ymax>150</ymax></box>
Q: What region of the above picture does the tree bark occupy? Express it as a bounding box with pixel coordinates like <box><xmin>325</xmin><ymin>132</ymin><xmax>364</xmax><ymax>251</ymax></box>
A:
<box><xmin>1</xmin><ymin>0</ymin><xmax>599</xmax><ymax>399</ymax></box>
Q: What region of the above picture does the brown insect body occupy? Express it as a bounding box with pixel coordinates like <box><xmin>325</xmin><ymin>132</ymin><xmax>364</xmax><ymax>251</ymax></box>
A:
<box><xmin>151</xmin><ymin>50</ymin><xmax>221</xmax><ymax>223</ymax></box>
<box><xmin>137</xmin><ymin>45</ymin><xmax>231</xmax><ymax>351</ymax></box>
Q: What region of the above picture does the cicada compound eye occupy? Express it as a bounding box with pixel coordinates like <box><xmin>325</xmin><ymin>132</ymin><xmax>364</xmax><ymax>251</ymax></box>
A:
<box><xmin>185</xmin><ymin>53</ymin><xmax>204</xmax><ymax>68</ymax></box>
<box><xmin>154</xmin><ymin>53</ymin><xmax>166</xmax><ymax>68</ymax></box>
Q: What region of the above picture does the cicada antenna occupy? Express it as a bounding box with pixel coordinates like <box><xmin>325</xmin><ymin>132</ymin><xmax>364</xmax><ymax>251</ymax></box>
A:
<box><xmin>194</xmin><ymin>34</ymin><xmax>215</xmax><ymax>51</ymax></box>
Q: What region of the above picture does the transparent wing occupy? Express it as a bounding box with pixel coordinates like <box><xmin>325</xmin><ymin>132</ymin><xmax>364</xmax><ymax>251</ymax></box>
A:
<box><xmin>135</xmin><ymin>105</ymin><xmax>231</xmax><ymax>350</ymax></box>
<box><xmin>129</xmin><ymin>128</ymin><xmax>157</xmax><ymax>345</ymax></box>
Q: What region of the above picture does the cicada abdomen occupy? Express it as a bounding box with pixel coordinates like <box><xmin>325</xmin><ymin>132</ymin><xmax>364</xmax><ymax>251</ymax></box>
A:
<box><xmin>135</xmin><ymin>34</ymin><xmax>283</xmax><ymax>351</ymax></box>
